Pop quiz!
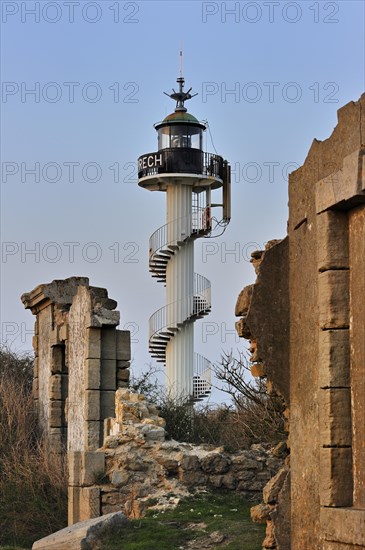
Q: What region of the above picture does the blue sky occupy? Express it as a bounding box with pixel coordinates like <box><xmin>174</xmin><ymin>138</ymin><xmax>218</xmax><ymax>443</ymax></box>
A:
<box><xmin>1</xmin><ymin>0</ymin><xmax>364</xmax><ymax>403</ymax></box>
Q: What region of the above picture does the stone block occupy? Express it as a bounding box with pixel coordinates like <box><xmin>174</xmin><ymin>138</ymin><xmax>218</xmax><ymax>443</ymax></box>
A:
<box><xmin>51</xmin><ymin>346</ymin><xmax>64</xmax><ymax>374</ymax></box>
<box><xmin>235</xmin><ymin>284</ymin><xmax>254</xmax><ymax>316</ymax></box>
<box><xmin>33</xmin><ymin>511</ymin><xmax>128</xmax><ymax>549</ymax></box>
<box><xmin>116</xmin><ymin>330</ymin><xmax>131</xmax><ymax>361</ymax></box>
<box><xmin>84</xmin><ymin>359</ymin><xmax>101</xmax><ymax>390</ymax></box>
<box><xmin>318</xmin><ymin>271</ymin><xmax>349</xmax><ymax>329</ymax></box>
<box><xmin>49</xmin><ymin>374</ymin><xmax>62</xmax><ymax>400</ymax></box>
<box><xmin>316</xmin><ymin>149</ymin><xmax>364</xmax><ymax>213</ymax></box>
<box><xmin>251</xmin><ymin>363</ymin><xmax>265</xmax><ymax>377</ymax></box>
<box><xmin>84</xmin><ymin>390</ymin><xmax>100</xmax><ymax>421</ymax></box>
<box><xmin>320</xmin><ymin>389</ymin><xmax>352</xmax><ymax>446</ymax></box>
<box><xmin>235</xmin><ymin>318</ymin><xmax>251</xmax><ymax>339</ymax></box>
<box><xmin>49</xmin><ymin>428</ymin><xmax>65</xmax><ymax>454</ymax></box>
<box><xmin>100</xmin><ymin>359</ymin><xmax>117</xmax><ymax>390</ymax></box>
<box><xmin>86</xmin><ymin>328</ymin><xmax>101</xmax><ymax>359</ymax></box>
<box><xmin>117</xmin><ymin>368</ymin><xmax>130</xmax><ymax>382</ymax></box>
<box><xmin>101</xmin><ymin>329</ymin><xmax>117</xmax><ymax>360</ymax></box>
<box><xmin>263</xmin><ymin>467</ymin><xmax>288</xmax><ymax>504</ymax></box>
<box><xmin>68</xmin><ymin>451</ymin><xmax>81</xmax><ymax>486</ymax></box>
<box><xmin>50</xmin><ymin>328</ymin><xmax>61</xmax><ymax>347</ymax></box>
<box><xmin>320</xmin><ymin>507</ymin><xmax>365</xmax><ymax>546</ymax></box>
<box><xmin>32</xmin><ymin>377</ymin><xmax>39</xmax><ymax>396</ymax></box>
<box><xmin>68</xmin><ymin>485</ymin><xmax>81</xmax><ymax>526</ymax></box>
<box><xmin>49</xmin><ymin>400</ymin><xmax>63</xmax><ymax>428</ymax></box>
<box><xmin>59</xmin><ymin>323</ymin><xmax>68</xmax><ymax>341</ymax></box>
<box><xmin>32</xmin><ymin>335</ymin><xmax>38</xmax><ymax>355</ymax></box>
<box><xmin>117</xmin><ymin>360</ymin><xmax>130</xmax><ymax>370</ymax></box>
<box><xmin>84</xmin><ymin>421</ymin><xmax>101</xmax><ymax>451</ymax></box>
<box><xmin>101</xmin><ymin>391</ymin><xmax>116</xmax><ymax>419</ymax></box>
<box><xmin>320</xmin><ymin>447</ymin><xmax>353</xmax><ymax>506</ymax></box>
<box><xmin>81</xmin><ymin>451</ymin><xmax>105</xmax><ymax>486</ymax></box>
<box><xmin>33</xmin><ymin>357</ymin><xmax>39</xmax><ymax>377</ymax></box>
<box><xmin>317</xmin><ymin>210</ymin><xmax>349</xmax><ymax>271</ymax></box>
<box><xmin>61</xmin><ymin>374</ymin><xmax>68</xmax><ymax>400</ymax></box>
<box><xmin>319</xmin><ymin>329</ymin><xmax>350</xmax><ymax>388</ymax></box>
<box><xmin>322</xmin><ymin>543</ymin><xmax>365</xmax><ymax>550</ymax></box>
<box><xmin>111</xmin><ymin>470</ymin><xmax>130</xmax><ymax>488</ymax></box>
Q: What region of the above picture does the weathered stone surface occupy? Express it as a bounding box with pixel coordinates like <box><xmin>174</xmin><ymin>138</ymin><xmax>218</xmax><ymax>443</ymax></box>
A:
<box><xmin>251</xmin><ymin>503</ymin><xmax>272</xmax><ymax>523</ymax></box>
<box><xmin>235</xmin><ymin>96</ymin><xmax>365</xmax><ymax>550</ymax></box>
<box><xmin>80</xmin><ymin>452</ymin><xmax>105</xmax><ymax>487</ymax></box>
<box><xmin>117</xmin><ymin>368</ymin><xmax>130</xmax><ymax>382</ymax></box>
<box><xmin>317</xmin><ymin>210</ymin><xmax>349</xmax><ymax>271</ymax></box>
<box><xmin>316</xmin><ymin>149</ymin><xmax>365</xmax><ymax>213</ymax></box>
<box><xmin>319</xmin><ymin>329</ymin><xmax>350</xmax><ymax>388</ymax></box>
<box><xmin>79</xmin><ymin>487</ymin><xmax>100</xmax><ymax>521</ymax></box>
<box><xmin>116</xmin><ymin>330</ymin><xmax>131</xmax><ymax>361</ymax></box>
<box><xmin>100</xmin><ymin>391</ymin><xmax>115</xmax><ymax>419</ymax></box>
<box><xmin>84</xmin><ymin>359</ymin><xmax>101</xmax><ymax>390</ymax></box>
<box><xmin>263</xmin><ymin>467</ymin><xmax>288</xmax><ymax>505</ymax></box>
<box><xmin>83</xmin><ymin>421</ymin><xmax>101</xmax><ymax>451</ymax></box>
<box><xmin>235</xmin><ymin>318</ymin><xmax>251</xmax><ymax>339</ymax></box>
<box><xmin>322</xmin><ymin>543</ymin><xmax>365</xmax><ymax>550</ymax></box>
<box><xmin>262</xmin><ymin>520</ymin><xmax>276</xmax><ymax>549</ymax></box>
<box><xmin>320</xmin><ymin>389</ymin><xmax>352</xmax><ymax>446</ymax></box>
<box><xmin>320</xmin><ymin>508</ymin><xmax>365</xmax><ymax>546</ymax></box>
<box><xmin>49</xmin><ymin>400</ymin><xmax>63</xmax><ymax>427</ymax></box>
<box><xmin>201</xmin><ymin>453</ymin><xmax>231</xmax><ymax>474</ymax></box>
<box><xmin>318</xmin><ymin>270</ymin><xmax>350</xmax><ymax>329</ymax></box>
<box><xmin>84</xmin><ymin>391</ymin><xmax>100</xmax><ymax>421</ymax></box>
<box><xmin>111</xmin><ymin>471</ymin><xmax>129</xmax><ymax>487</ymax></box>
<box><xmin>349</xmin><ymin>205</ymin><xmax>365</xmax><ymax>509</ymax></box>
<box><xmin>100</xmin><ymin>359</ymin><xmax>117</xmax><ymax>391</ymax></box>
<box><xmin>32</xmin><ymin>511</ymin><xmax>128</xmax><ymax>549</ymax></box>
<box><xmin>251</xmin><ymin>363</ymin><xmax>266</xmax><ymax>377</ymax></box>
<box><xmin>86</xmin><ymin>328</ymin><xmax>101</xmax><ymax>360</ymax></box>
<box><xmin>270</xmin><ymin>468</ymin><xmax>291</xmax><ymax>550</ymax></box>
<box><xmin>101</xmin><ymin>329</ymin><xmax>117</xmax><ymax>360</ymax></box>
<box><xmin>235</xmin><ymin>284</ymin><xmax>254</xmax><ymax>316</ymax></box>
<box><xmin>320</xmin><ymin>448</ymin><xmax>353</xmax><ymax>507</ymax></box>
<box><xmin>243</xmin><ymin>238</ymin><xmax>289</xmax><ymax>403</ymax></box>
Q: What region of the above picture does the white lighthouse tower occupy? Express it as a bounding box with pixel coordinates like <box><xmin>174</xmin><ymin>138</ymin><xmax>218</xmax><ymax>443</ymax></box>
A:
<box><xmin>138</xmin><ymin>70</ymin><xmax>231</xmax><ymax>402</ymax></box>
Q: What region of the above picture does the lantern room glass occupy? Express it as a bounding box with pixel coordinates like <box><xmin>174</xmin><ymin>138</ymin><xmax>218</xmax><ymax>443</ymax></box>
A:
<box><xmin>157</xmin><ymin>125</ymin><xmax>203</xmax><ymax>151</ymax></box>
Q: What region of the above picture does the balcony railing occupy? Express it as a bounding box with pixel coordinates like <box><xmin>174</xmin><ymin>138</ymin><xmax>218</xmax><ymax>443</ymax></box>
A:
<box><xmin>138</xmin><ymin>149</ymin><xmax>224</xmax><ymax>180</ymax></box>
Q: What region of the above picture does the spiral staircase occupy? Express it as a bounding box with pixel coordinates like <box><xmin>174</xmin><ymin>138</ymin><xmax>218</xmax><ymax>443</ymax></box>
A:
<box><xmin>148</xmin><ymin>202</ymin><xmax>213</xmax><ymax>401</ymax></box>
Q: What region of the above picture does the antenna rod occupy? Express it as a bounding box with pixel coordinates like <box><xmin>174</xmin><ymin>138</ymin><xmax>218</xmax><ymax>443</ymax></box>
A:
<box><xmin>180</xmin><ymin>48</ymin><xmax>183</xmax><ymax>78</ymax></box>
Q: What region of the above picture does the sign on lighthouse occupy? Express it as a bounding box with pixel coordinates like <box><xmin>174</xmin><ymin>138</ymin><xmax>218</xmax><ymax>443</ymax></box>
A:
<box><xmin>138</xmin><ymin>66</ymin><xmax>231</xmax><ymax>402</ymax></box>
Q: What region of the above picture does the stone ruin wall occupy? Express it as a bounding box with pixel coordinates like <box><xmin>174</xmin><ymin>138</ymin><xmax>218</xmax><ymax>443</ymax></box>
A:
<box><xmin>23</xmin><ymin>276</ymin><xmax>285</xmax><ymax>532</ymax></box>
<box><xmin>96</xmin><ymin>388</ymin><xmax>285</xmax><ymax>520</ymax></box>
<box><xmin>22</xmin><ymin>277</ymin><xmax>131</xmax><ymax>524</ymax></box>
<box><xmin>236</xmin><ymin>94</ymin><xmax>365</xmax><ymax>549</ymax></box>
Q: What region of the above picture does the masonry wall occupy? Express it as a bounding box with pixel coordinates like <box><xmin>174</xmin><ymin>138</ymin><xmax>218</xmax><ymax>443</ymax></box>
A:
<box><xmin>22</xmin><ymin>277</ymin><xmax>131</xmax><ymax>525</ymax></box>
<box><xmin>236</xmin><ymin>94</ymin><xmax>365</xmax><ymax>550</ymax></box>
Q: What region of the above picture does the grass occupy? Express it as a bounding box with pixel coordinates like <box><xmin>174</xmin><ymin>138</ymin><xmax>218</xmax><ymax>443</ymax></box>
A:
<box><xmin>102</xmin><ymin>492</ymin><xmax>265</xmax><ymax>549</ymax></box>
<box><xmin>0</xmin><ymin>492</ymin><xmax>265</xmax><ymax>550</ymax></box>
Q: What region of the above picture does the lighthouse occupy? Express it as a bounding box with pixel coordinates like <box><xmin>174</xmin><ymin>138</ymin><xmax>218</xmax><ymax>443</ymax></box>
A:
<box><xmin>138</xmin><ymin>70</ymin><xmax>231</xmax><ymax>402</ymax></box>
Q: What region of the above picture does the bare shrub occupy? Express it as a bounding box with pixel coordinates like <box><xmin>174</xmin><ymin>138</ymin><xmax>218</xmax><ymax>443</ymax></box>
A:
<box><xmin>213</xmin><ymin>351</ymin><xmax>286</xmax><ymax>445</ymax></box>
<box><xmin>130</xmin><ymin>355</ymin><xmax>285</xmax><ymax>451</ymax></box>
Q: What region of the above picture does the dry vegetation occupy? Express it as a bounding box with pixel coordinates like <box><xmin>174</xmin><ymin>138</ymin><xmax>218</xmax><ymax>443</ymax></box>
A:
<box><xmin>0</xmin><ymin>347</ymin><xmax>284</xmax><ymax>547</ymax></box>
<box><xmin>131</xmin><ymin>352</ymin><xmax>286</xmax><ymax>451</ymax></box>
<box><xmin>0</xmin><ymin>347</ymin><xmax>67</xmax><ymax>548</ymax></box>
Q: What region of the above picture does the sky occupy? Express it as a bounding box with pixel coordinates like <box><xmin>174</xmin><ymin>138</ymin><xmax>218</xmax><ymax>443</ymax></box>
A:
<box><xmin>1</xmin><ymin>0</ymin><xmax>364</xmax><ymax>404</ymax></box>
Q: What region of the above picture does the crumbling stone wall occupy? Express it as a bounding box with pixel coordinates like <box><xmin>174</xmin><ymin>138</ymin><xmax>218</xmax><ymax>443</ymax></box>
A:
<box><xmin>22</xmin><ymin>277</ymin><xmax>131</xmax><ymax>525</ymax></box>
<box><xmin>96</xmin><ymin>389</ymin><xmax>284</xmax><ymax>519</ymax></box>
<box><xmin>236</xmin><ymin>94</ymin><xmax>365</xmax><ymax>549</ymax></box>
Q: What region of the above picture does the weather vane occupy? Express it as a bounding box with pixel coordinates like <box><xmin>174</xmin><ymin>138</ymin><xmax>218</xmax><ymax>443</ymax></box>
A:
<box><xmin>163</xmin><ymin>49</ymin><xmax>198</xmax><ymax>112</ymax></box>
